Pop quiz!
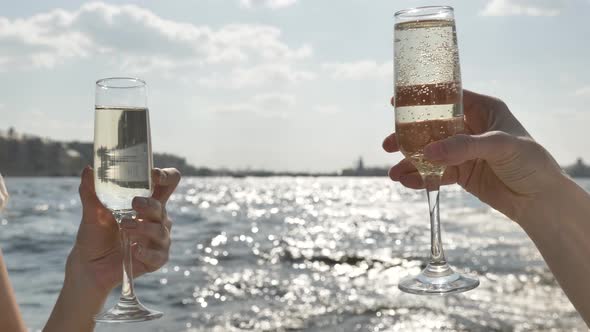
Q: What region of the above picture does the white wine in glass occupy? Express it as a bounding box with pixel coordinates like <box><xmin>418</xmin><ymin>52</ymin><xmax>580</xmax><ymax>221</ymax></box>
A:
<box><xmin>93</xmin><ymin>77</ymin><xmax>163</xmax><ymax>322</ymax></box>
<box><xmin>394</xmin><ymin>6</ymin><xmax>479</xmax><ymax>295</ymax></box>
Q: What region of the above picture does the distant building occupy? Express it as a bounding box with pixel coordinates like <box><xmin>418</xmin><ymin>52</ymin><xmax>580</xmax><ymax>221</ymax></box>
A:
<box><xmin>356</xmin><ymin>157</ymin><xmax>365</xmax><ymax>175</ymax></box>
<box><xmin>340</xmin><ymin>157</ymin><xmax>388</xmax><ymax>177</ymax></box>
<box><xmin>565</xmin><ymin>158</ymin><xmax>590</xmax><ymax>178</ymax></box>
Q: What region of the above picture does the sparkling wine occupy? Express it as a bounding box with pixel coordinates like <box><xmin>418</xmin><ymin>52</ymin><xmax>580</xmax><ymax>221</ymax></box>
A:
<box><xmin>93</xmin><ymin>107</ymin><xmax>153</xmax><ymax>211</ymax></box>
<box><xmin>395</xmin><ymin>82</ymin><xmax>463</xmax><ymax>175</ymax></box>
<box><xmin>394</xmin><ymin>19</ymin><xmax>463</xmax><ymax>177</ymax></box>
<box><xmin>394</xmin><ymin>20</ymin><xmax>460</xmax><ymax>87</ymax></box>
<box><xmin>396</xmin><ymin>116</ymin><xmax>463</xmax><ymax>176</ymax></box>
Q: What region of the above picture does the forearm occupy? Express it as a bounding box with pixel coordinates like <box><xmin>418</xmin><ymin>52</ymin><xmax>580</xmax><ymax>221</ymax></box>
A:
<box><xmin>44</xmin><ymin>249</ymin><xmax>109</xmax><ymax>332</ymax></box>
<box><xmin>519</xmin><ymin>174</ymin><xmax>590</xmax><ymax>326</ymax></box>
<box><xmin>0</xmin><ymin>250</ymin><xmax>27</xmax><ymax>332</ymax></box>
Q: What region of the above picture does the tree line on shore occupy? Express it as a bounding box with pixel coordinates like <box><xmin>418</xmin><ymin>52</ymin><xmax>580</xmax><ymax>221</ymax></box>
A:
<box><xmin>1</xmin><ymin>128</ymin><xmax>588</xmax><ymax>178</ymax></box>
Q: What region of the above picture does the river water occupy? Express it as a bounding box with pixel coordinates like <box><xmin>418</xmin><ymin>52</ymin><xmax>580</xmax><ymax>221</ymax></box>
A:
<box><xmin>1</xmin><ymin>177</ymin><xmax>587</xmax><ymax>331</ymax></box>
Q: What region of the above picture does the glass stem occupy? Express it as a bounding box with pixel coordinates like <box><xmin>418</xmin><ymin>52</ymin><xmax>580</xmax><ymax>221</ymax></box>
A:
<box><xmin>425</xmin><ymin>176</ymin><xmax>447</xmax><ymax>267</ymax></box>
<box><xmin>113</xmin><ymin>212</ymin><xmax>137</xmax><ymax>301</ymax></box>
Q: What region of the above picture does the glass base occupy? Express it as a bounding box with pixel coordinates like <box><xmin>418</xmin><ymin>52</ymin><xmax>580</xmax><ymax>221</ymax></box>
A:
<box><xmin>399</xmin><ymin>262</ymin><xmax>479</xmax><ymax>295</ymax></box>
<box><xmin>95</xmin><ymin>296</ymin><xmax>163</xmax><ymax>323</ymax></box>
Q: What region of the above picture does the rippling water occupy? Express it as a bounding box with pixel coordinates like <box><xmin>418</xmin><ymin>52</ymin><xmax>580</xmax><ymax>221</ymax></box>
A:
<box><xmin>1</xmin><ymin>177</ymin><xmax>588</xmax><ymax>331</ymax></box>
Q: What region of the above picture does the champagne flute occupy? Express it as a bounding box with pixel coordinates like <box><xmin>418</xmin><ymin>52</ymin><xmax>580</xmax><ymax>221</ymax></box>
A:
<box><xmin>93</xmin><ymin>77</ymin><xmax>163</xmax><ymax>322</ymax></box>
<box><xmin>394</xmin><ymin>6</ymin><xmax>479</xmax><ymax>294</ymax></box>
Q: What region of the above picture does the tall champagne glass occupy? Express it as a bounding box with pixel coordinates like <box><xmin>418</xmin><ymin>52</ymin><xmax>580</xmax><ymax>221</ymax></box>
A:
<box><xmin>394</xmin><ymin>6</ymin><xmax>479</xmax><ymax>294</ymax></box>
<box><xmin>93</xmin><ymin>77</ymin><xmax>163</xmax><ymax>322</ymax></box>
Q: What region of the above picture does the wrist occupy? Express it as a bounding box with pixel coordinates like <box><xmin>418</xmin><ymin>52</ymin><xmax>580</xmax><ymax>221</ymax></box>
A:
<box><xmin>44</xmin><ymin>248</ymin><xmax>110</xmax><ymax>332</ymax></box>
<box><xmin>64</xmin><ymin>247</ymin><xmax>111</xmax><ymax>302</ymax></box>
<box><xmin>517</xmin><ymin>171</ymin><xmax>580</xmax><ymax>231</ymax></box>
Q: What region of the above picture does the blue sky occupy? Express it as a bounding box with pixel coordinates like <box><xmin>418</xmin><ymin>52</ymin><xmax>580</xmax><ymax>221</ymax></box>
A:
<box><xmin>0</xmin><ymin>0</ymin><xmax>588</xmax><ymax>171</ymax></box>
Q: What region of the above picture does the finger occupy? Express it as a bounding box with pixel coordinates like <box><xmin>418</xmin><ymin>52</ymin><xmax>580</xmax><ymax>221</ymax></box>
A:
<box><xmin>382</xmin><ymin>133</ymin><xmax>399</xmax><ymax>153</ymax></box>
<box><xmin>463</xmin><ymin>89</ymin><xmax>510</xmax><ymax>135</ymax></box>
<box><xmin>388</xmin><ymin>159</ymin><xmax>415</xmax><ymax>181</ymax></box>
<box><xmin>163</xmin><ymin>210</ymin><xmax>172</xmax><ymax>231</ymax></box>
<box><xmin>390</xmin><ymin>96</ymin><xmax>395</xmax><ymax>107</ymax></box>
<box><xmin>78</xmin><ymin>166</ymin><xmax>102</xmax><ymax>209</ymax></box>
<box><xmin>132</xmin><ymin>197</ymin><xmax>163</xmax><ymax>222</ymax></box>
<box><xmin>397</xmin><ymin>170</ymin><xmax>457</xmax><ymax>189</ymax></box>
<box><xmin>463</xmin><ymin>89</ymin><xmax>484</xmax><ymax>111</ymax></box>
<box><xmin>133</xmin><ymin>244</ymin><xmax>168</xmax><ymax>272</ymax></box>
<box><xmin>153</xmin><ymin>168</ymin><xmax>181</xmax><ymax>188</ymax></box>
<box><xmin>423</xmin><ymin>132</ymin><xmax>517</xmax><ymax>166</ymax></box>
<box><xmin>399</xmin><ymin>173</ymin><xmax>424</xmax><ymax>189</ymax></box>
<box><xmin>464</xmin><ymin>89</ymin><xmax>505</xmax><ymax>112</ymax></box>
<box><xmin>122</xmin><ymin>219</ymin><xmax>170</xmax><ymax>248</ymax></box>
<box><xmin>152</xmin><ymin>168</ymin><xmax>181</xmax><ymax>204</ymax></box>
<box><xmin>441</xmin><ymin>166</ymin><xmax>459</xmax><ymax>185</ymax></box>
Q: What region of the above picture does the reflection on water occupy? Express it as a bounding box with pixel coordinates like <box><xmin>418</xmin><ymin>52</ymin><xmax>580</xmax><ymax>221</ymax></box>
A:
<box><xmin>1</xmin><ymin>177</ymin><xmax>588</xmax><ymax>331</ymax></box>
<box><xmin>95</xmin><ymin>143</ymin><xmax>150</xmax><ymax>189</ymax></box>
<box><xmin>94</xmin><ymin>107</ymin><xmax>151</xmax><ymax>189</ymax></box>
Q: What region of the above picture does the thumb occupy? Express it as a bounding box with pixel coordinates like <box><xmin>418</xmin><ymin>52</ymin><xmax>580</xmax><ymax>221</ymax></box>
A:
<box><xmin>423</xmin><ymin>131</ymin><xmax>517</xmax><ymax>166</ymax></box>
<box><xmin>79</xmin><ymin>166</ymin><xmax>100</xmax><ymax>209</ymax></box>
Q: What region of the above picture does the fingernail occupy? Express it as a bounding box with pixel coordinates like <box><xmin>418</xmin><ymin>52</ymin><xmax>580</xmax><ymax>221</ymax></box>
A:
<box><xmin>389</xmin><ymin>169</ymin><xmax>400</xmax><ymax>181</ymax></box>
<box><xmin>424</xmin><ymin>142</ymin><xmax>444</xmax><ymax>160</ymax></box>
<box><xmin>81</xmin><ymin>165</ymin><xmax>91</xmax><ymax>177</ymax></box>
<box><xmin>134</xmin><ymin>197</ymin><xmax>148</xmax><ymax>208</ymax></box>
<box><xmin>159</xmin><ymin>171</ymin><xmax>166</xmax><ymax>183</ymax></box>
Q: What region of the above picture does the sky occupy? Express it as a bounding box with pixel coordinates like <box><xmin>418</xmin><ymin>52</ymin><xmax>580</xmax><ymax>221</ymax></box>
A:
<box><xmin>0</xmin><ymin>0</ymin><xmax>589</xmax><ymax>172</ymax></box>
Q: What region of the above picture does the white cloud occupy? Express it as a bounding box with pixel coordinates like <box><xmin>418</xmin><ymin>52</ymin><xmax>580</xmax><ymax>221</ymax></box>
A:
<box><xmin>480</xmin><ymin>0</ymin><xmax>564</xmax><ymax>16</ymax></box>
<box><xmin>314</xmin><ymin>105</ymin><xmax>341</xmax><ymax>115</ymax></box>
<box><xmin>25</xmin><ymin>109</ymin><xmax>93</xmax><ymax>132</ymax></box>
<box><xmin>0</xmin><ymin>1</ymin><xmax>312</xmax><ymax>88</ymax></box>
<box><xmin>573</xmin><ymin>86</ymin><xmax>590</xmax><ymax>97</ymax></box>
<box><xmin>239</xmin><ymin>0</ymin><xmax>298</xmax><ymax>9</ymax></box>
<box><xmin>213</xmin><ymin>93</ymin><xmax>296</xmax><ymax>117</ymax></box>
<box><xmin>198</xmin><ymin>64</ymin><xmax>315</xmax><ymax>88</ymax></box>
<box><xmin>252</xmin><ymin>93</ymin><xmax>296</xmax><ymax>108</ymax></box>
<box><xmin>323</xmin><ymin>60</ymin><xmax>391</xmax><ymax>80</ymax></box>
<box><xmin>230</xmin><ymin>64</ymin><xmax>315</xmax><ymax>87</ymax></box>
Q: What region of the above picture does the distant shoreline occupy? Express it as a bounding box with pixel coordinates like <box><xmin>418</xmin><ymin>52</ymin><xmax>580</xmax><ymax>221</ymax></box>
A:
<box><xmin>2</xmin><ymin>128</ymin><xmax>590</xmax><ymax>178</ymax></box>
